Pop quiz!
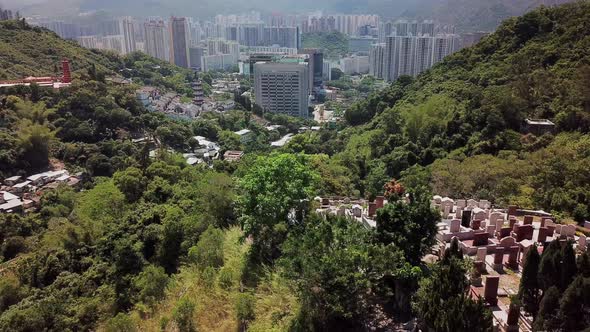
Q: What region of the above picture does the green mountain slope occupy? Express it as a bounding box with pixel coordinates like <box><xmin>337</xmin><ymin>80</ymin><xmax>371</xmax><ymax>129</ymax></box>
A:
<box><xmin>302</xmin><ymin>31</ymin><xmax>349</xmax><ymax>60</ymax></box>
<box><xmin>0</xmin><ymin>20</ymin><xmax>119</xmax><ymax>79</ymax></box>
<box><xmin>0</xmin><ymin>20</ymin><xmax>199</xmax><ymax>179</ymax></box>
<box><xmin>324</xmin><ymin>1</ymin><xmax>590</xmax><ymax>218</ymax></box>
<box><xmin>414</xmin><ymin>0</ymin><xmax>575</xmax><ymax>32</ymax></box>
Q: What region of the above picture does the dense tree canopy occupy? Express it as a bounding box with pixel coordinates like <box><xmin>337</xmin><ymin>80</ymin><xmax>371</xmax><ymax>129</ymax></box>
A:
<box><xmin>237</xmin><ymin>153</ymin><xmax>319</xmax><ymax>262</ymax></box>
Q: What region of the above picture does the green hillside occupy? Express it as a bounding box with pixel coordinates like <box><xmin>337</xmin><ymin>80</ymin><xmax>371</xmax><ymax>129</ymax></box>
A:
<box><xmin>416</xmin><ymin>0</ymin><xmax>575</xmax><ymax>32</ymax></box>
<box><xmin>0</xmin><ymin>20</ymin><xmax>120</xmax><ymax>79</ymax></box>
<box><xmin>299</xmin><ymin>1</ymin><xmax>590</xmax><ymax>220</ymax></box>
<box><xmin>301</xmin><ymin>31</ymin><xmax>349</xmax><ymax>59</ymax></box>
<box><xmin>0</xmin><ymin>20</ymin><xmax>201</xmax><ymax>179</ymax></box>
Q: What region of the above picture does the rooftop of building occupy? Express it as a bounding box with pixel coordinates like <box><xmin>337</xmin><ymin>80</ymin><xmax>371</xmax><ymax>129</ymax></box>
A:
<box><xmin>525</xmin><ymin>118</ymin><xmax>555</xmax><ymax>126</ymax></box>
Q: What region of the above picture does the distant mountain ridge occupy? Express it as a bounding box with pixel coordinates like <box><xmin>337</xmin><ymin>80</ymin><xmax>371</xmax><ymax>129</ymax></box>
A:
<box><xmin>414</xmin><ymin>0</ymin><xmax>576</xmax><ymax>31</ymax></box>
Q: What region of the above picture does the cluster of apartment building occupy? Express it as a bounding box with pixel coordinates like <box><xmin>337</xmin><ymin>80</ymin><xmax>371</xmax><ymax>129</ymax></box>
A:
<box><xmin>369</xmin><ymin>20</ymin><xmax>462</xmax><ymax>81</ymax></box>
<box><xmin>33</xmin><ymin>14</ymin><xmax>300</xmax><ymax>72</ymax></box>
<box><xmin>0</xmin><ymin>170</ymin><xmax>79</xmax><ymax>214</ymax></box>
<box><xmin>316</xmin><ymin>19</ymin><xmax>484</xmax><ymax>78</ymax></box>
<box><xmin>302</xmin><ymin>14</ymin><xmax>380</xmax><ymax>36</ymax></box>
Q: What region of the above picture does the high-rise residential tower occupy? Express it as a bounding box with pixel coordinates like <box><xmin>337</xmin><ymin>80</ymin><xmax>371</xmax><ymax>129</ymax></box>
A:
<box><xmin>263</xmin><ymin>27</ymin><xmax>300</xmax><ymax>49</ymax></box>
<box><xmin>384</xmin><ymin>33</ymin><xmax>460</xmax><ymax>81</ymax></box>
<box><xmin>119</xmin><ymin>16</ymin><xmax>136</xmax><ymax>54</ymax></box>
<box><xmin>169</xmin><ymin>17</ymin><xmax>190</xmax><ymax>68</ymax></box>
<box><xmin>413</xmin><ymin>36</ymin><xmax>433</xmax><ymax>76</ymax></box>
<box><xmin>144</xmin><ymin>19</ymin><xmax>168</xmax><ymax>61</ymax></box>
<box><xmin>369</xmin><ymin>43</ymin><xmax>385</xmax><ymax>78</ymax></box>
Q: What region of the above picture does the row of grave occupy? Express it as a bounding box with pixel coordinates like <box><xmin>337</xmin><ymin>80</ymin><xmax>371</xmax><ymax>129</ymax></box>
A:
<box><xmin>315</xmin><ymin>196</ymin><xmax>391</xmax><ymax>228</ymax></box>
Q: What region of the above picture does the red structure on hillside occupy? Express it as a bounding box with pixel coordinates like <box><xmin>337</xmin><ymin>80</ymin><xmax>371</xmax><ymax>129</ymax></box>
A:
<box><xmin>0</xmin><ymin>59</ymin><xmax>73</xmax><ymax>88</ymax></box>
<box><xmin>61</xmin><ymin>59</ymin><xmax>71</xmax><ymax>84</ymax></box>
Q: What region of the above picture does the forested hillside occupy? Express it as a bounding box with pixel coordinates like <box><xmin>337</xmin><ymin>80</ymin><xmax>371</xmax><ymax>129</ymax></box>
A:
<box><xmin>290</xmin><ymin>2</ymin><xmax>590</xmax><ymax>221</ymax></box>
<box><xmin>0</xmin><ymin>20</ymin><xmax>120</xmax><ymax>79</ymax></box>
<box><xmin>413</xmin><ymin>0</ymin><xmax>575</xmax><ymax>31</ymax></box>
<box><xmin>301</xmin><ymin>31</ymin><xmax>349</xmax><ymax>59</ymax></box>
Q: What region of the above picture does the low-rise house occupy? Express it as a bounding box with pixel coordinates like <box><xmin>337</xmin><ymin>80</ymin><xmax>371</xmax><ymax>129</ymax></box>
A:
<box><xmin>43</xmin><ymin>170</ymin><xmax>68</xmax><ymax>182</ymax></box>
<box><xmin>235</xmin><ymin>129</ymin><xmax>253</xmax><ymax>143</ymax></box>
<box><xmin>523</xmin><ymin>119</ymin><xmax>556</xmax><ymax>136</ymax></box>
<box><xmin>12</xmin><ymin>181</ymin><xmax>31</xmax><ymax>193</ymax></box>
<box><xmin>265</xmin><ymin>125</ymin><xmax>283</xmax><ymax>131</ymax></box>
<box><xmin>192</xmin><ymin>136</ymin><xmax>220</xmax><ymax>151</ymax></box>
<box><xmin>55</xmin><ymin>174</ymin><xmax>71</xmax><ymax>182</ymax></box>
<box><xmin>217</xmin><ymin>100</ymin><xmax>235</xmax><ymax>111</ymax></box>
<box><xmin>0</xmin><ymin>191</ymin><xmax>19</xmax><ymax>204</ymax></box>
<box><xmin>4</xmin><ymin>176</ymin><xmax>21</xmax><ymax>186</ymax></box>
<box><xmin>271</xmin><ymin>134</ymin><xmax>294</xmax><ymax>148</ymax></box>
<box><xmin>0</xmin><ymin>199</ymin><xmax>23</xmax><ymax>213</ymax></box>
<box><xmin>27</xmin><ymin>173</ymin><xmax>47</xmax><ymax>186</ymax></box>
<box><xmin>224</xmin><ymin>150</ymin><xmax>244</xmax><ymax>162</ymax></box>
<box><xmin>23</xmin><ymin>199</ymin><xmax>35</xmax><ymax>209</ymax></box>
<box><xmin>136</xmin><ymin>86</ymin><xmax>160</xmax><ymax>111</ymax></box>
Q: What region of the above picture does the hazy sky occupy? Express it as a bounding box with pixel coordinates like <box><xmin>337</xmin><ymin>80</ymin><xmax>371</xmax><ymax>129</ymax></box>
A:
<box><xmin>5</xmin><ymin>0</ymin><xmax>424</xmax><ymax>18</ymax></box>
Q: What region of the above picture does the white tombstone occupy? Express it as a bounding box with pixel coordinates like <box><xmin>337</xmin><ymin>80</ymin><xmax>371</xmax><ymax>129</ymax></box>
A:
<box><xmin>579</xmin><ymin>235</ymin><xmax>587</xmax><ymax>251</ymax></box>
<box><xmin>455</xmin><ymin>207</ymin><xmax>463</xmax><ymax>219</ymax></box>
<box><xmin>450</xmin><ymin>219</ymin><xmax>461</xmax><ymax>233</ymax></box>
<box><xmin>443</xmin><ymin>205</ymin><xmax>451</xmax><ymax>219</ymax></box>
<box><xmin>500</xmin><ymin>236</ymin><xmax>517</xmax><ymax>248</ymax></box>
<box><xmin>456</xmin><ymin>199</ymin><xmax>467</xmax><ymax>209</ymax></box>
<box><xmin>495</xmin><ymin>219</ymin><xmax>504</xmax><ymax>231</ymax></box>
<box><xmin>476</xmin><ymin>247</ymin><xmax>487</xmax><ymax>262</ymax></box>
<box><xmin>352</xmin><ymin>205</ymin><xmax>362</xmax><ymax>218</ymax></box>
<box><xmin>490</xmin><ymin>212</ymin><xmax>503</xmax><ymax>225</ymax></box>
<box><xmin>555</xmin><ymin>224</ymin><xmax>562</xmax><ymax>234</ymax></box>
<box><xmin>481</xmin><ymin>221</ymin><xmax>487</xmax><ymax>229</ymax></box>
<box><xmin>472</xmin><ymin>208</ymin><xmax>486</xmax><ymax>221</ymax></box>
<box><xmin>441</xmin><ymin>198</ymin><xmax>454</xmax><ymax>213</ymax></box>
<box><xmin>433</xmin><ymin>195</ymin><xmax>442</xmax><ymax>204</ymax></box>
<box><xmin>487</xmin><ymin>225</ymin><xmax>496</xmax><ymax>236</ymax></box>
<box><xmin>479</xmin><ymin>200</ymin><xmax>491</xmax><ymax>209</ymax></box>
<box><xmin>467</xmin><ymin>199</ymin><xmax>478</xmax><ymax>208</ymax></box>
<box><xmin>565</xmin><ymin>224</ymin><xmax>576</xmax><ymax>238</ymax></box>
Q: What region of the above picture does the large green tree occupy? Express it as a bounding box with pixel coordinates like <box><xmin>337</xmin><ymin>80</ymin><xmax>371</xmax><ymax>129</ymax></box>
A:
<box><xmin>413</xmin><ymin>258</ymin><xmax>493</xmax><ymax>332</ymax></box>
<box><xmin>558</xmin><ymin>276</ymin><xmax>590</xmax><ymax>331</ymax></box>
<box><xmin>375</xmin><ymin>190</ymin><xmax>439</xmax><ymax>264</ymax></box>
<box><xmin>518</xmin><ymin>244</ymin><xmax>541</xmax><ymax>318</ymax></box>
<box><xmin>280</xmin><ymin>214</ymin><xmax>407</xmax><ymax>330</ymax></box>
<box><xmin>533</xmin><ymin>286</ymin><xmax>561</xmax><ymax>331</ymax></box>
<box><xmin>237</xmin><ymin>153</ymin><xmax>318</xmax><ymax>263</ymax></box>
<box><xmin>539</xmin><ymin>240</ymin><xmax>563</xmax><ymax>290</ymax></box>
<box><xmin>113</xmin><ymin>167</ymin><xmax>147</xmax><ymax>203</ymax></box>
